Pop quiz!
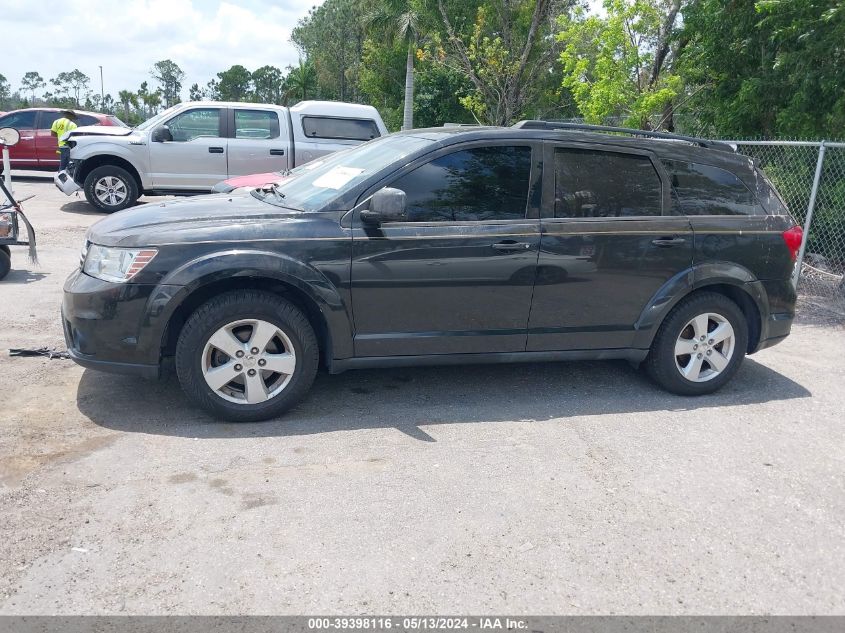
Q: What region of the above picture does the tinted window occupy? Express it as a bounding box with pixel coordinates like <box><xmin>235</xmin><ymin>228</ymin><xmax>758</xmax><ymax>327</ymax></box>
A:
<box><xmin>39</xmin><ymin>111</ymin><xmax>62</xmax><ymax>130</ymax></box>
<box><xmin>166</xmin><ymin>108</ymin><xmax>220</xmax><ymax>141</ymax></box>
<box><xmin>390</xmin><ymin>146</ymin><xmax>532</xmax><ymax>222</ymax></box>
<box><xmin>0</xmin><ymin>111</ymin><xmax>37</xmax><ymax>129</ymax></box>
<box><xmin>235</xmin><ymin>109</ymin><xmax>280</xmax><ymax>139</ymax></box>
<box><xmin>107</xmin><ymin>115</ymin><xmax>128</xmax><ymax>127</ymax></box>
<box><xmin>554</xmin><ymin>148</ymin><xmax>662</xmax><ymax>218</ymax></box>
<box><xmin>663</xmin><ymin>159</ymin><xmax>763</xmax><ymax>216</ymax></box>
<box><xmin>302</xmin><ymin>116</ymin><xmax>379</xmax><ymax>141</ymax></box>
<box><xmin>77</xmin><ymin>114</ymin><xmax>98</xmax><ymax>126</ymax></box>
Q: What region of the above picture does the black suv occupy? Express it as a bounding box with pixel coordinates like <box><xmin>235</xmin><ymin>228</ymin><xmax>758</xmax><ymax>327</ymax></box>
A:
<box><xmin>62</xmin><ymin>122</ymin><xmax>801</xmax><ymax>422</ymax></box>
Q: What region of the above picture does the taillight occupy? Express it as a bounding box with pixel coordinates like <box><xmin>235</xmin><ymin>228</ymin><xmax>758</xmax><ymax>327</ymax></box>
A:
<box><xmin>782</xmin><ymin>226</ymin><xmax>803</xmax><ymax>261</ymax></box>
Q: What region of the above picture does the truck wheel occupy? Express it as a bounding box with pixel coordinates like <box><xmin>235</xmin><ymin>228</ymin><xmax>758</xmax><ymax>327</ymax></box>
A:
<box><xmin>644</xmin><ymin>291</ymin><xmax>748</xmax><ymax>396</ymax></box>
<box><xmin>0</xmin><ymin>248</ymin><xmax>10</xmax><ymax>281</ymax></box>
<box><xmin>175</xmin><ymin>290</ymin><xmax>319</xmax><ymax>422</ymax></box>
<box><xmin>84</xmin><ymin>165</ymin><xmax>139</xmax><ymax>213</ymax></box>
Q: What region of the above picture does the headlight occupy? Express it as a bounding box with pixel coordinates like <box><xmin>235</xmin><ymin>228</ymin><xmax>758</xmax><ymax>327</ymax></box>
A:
<box><xmin>83</xmin><ymin>244</ymin><xmax>158</xmax><ymax>282</ymax></box>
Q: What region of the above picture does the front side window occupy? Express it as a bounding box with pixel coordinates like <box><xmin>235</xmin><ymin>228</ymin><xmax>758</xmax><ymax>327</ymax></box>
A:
<box><xmin>0</xmin><ymin>111</ymin><xmax>37</xmax><ymax>129</ymax></box>
<box><xmin>663</xmin><ymin>159</ymin><xmax>763</xmax><ymax>216</ymax></box>
<box><xmin>235</xmin><ymin>110</ymin><xmax>280</xmax><ymax>139</ymax></box>
<box><xmin>166</xmin><ymin>108</ymin><xmax>221</xmax><ymax>142</ymax></box>
<box><xmin>302</xmin><ymin>116</ymin><xmax>380</xmax><ymax>141</ymax></box>
<box><xmin>554</xmin><ymin>148</ymin><xmax>662</xmax><ymax>218</ymax></box>
<box><xmin>389</xmin><ymin>146</ymin><xmax>532</xmax><ymax>222</ymax></box>
<box><xmin>38</xmin><ymin>111</ymin><xmax>62</xmax><ymax>130</ymax></box>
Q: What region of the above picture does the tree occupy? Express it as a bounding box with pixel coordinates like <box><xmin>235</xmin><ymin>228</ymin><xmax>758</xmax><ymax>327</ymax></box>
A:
<box><xmin>681</xmin><ymin>0</ymin><xmax>845</xmax><ymax>137</ymax></box>
<box><xmin>151</xmin><ymin>59</ymin><xmax>186</xmax><ymax>108</ymax></box>
<box><xmin>285</xmin><ymin>59</ymin><xmax>317</xmax><ymax>102</ymax></box>
<box><xmin>433</xmin><ymin>0</ymin><xmax>561</xmax><ymax>125</ymax></box>
<box><xmin>51</xmin><ymin>69</ymin><xmax>91</xmax><ymax>107</ymax></box>
<box><xmin>557</xmin><ymin>0</ymin><xmax>685</xmax><ymax>129</ymax></box>
<box><xmin>20</xmin><ymin>71</ymin><xmax>46</xmax><ymax>105</ymax></box>
<box><xmin>367</xmin><ymin>0</ymin><xmax>426</xmax><ymax>130</ymax></box>
<box><xmin>292</xmin><ymin>0</ymin><xmax>368</xmax><ymax>102</ymax></box>
<box><xmin>205</xmin><ymin>78</ymin><xmax>221</xmax><ymax>100</ymax></box>
<box><xmin>0</xmin><ymin>74</ymin><xmax>10</xmax><ymax>110</ymax></box>
<box><xmin>188</xmin><ymin>83</ymin><xmax>204</xmax><ymax>101</ymax></box>
<box><xmin>252</xmin><ymin>65</ymin><xmax>285</xmax><ymax>104</ymax></box>
<box><xmin>216</xmin><ymin>65</ymin><xmax>253</xmax><ymax>102</ymax></box>
<box><xmin>118</xmin><ymin>90</ymin><xmax>138</xmax><ymax>121</ymax></box>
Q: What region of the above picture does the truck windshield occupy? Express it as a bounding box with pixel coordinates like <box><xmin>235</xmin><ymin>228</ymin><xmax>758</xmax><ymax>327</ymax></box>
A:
<box><xmin>254</xmin><ymin>134</ymin><xmax>433</xmax><ymax>211</ymax></box>
<box><xmin>135</xmin><ymin>105</ymin><xmax>182</xmax><ymax>131</ymax></box>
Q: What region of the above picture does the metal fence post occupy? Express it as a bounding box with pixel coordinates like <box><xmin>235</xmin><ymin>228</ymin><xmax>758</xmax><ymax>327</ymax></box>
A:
<box><xmin>792</xmin><ymin>141</ymin><xmax>827</xmax><ymax>289</ymax></box>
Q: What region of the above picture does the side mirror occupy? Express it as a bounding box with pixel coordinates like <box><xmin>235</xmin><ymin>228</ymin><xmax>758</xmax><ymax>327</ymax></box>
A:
<box><xmin>151</xmin><ymin>125</ymin><xmax>172</xmax><ymax>142</ymax></box>
<box><xmin>361</xmin><ymin>187</ymin><xmax>407</xmax><ymax>225</ymax></box>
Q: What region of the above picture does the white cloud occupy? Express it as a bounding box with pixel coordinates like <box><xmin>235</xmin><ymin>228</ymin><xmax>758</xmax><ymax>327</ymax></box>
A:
<box><xmin>2</xmin><ymin>0</ymin><xmax>318</xmax><ymax>100</ymax></box>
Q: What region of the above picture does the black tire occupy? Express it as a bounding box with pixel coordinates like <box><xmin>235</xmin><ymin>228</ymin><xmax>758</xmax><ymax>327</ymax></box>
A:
<box><xmin>175</xmin><ymin>290</ymin><xmax>319</xmax><ymax>422</ymax></box>
<box><xmin>645</xmin><ymin>291</ymin><xmax>749</xmax><ymax>396</ymax></box>
<box><xmin>0</xmin><ymin>248</ymin><xmax>10</xmax><ymax>281</ymax></box>
<box><xmin>83</xmin><ymin>165</ymin><xmax>139</xmax><ymax>213</ymax></box>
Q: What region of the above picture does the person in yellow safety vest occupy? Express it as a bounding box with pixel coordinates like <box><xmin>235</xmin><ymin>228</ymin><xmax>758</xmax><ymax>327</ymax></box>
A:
<box><xmin>51</xmin><ymin>110</ymin><xmax>78</xmax><ymax>171</ymax></box>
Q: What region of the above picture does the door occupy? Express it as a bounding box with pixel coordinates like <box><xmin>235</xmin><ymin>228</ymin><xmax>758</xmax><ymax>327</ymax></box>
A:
<box><xmin>148</xmin><ymin>107</ymin><xmax>227</xmax><ymax>189</ymax></box>
<box><xmin>0</xmin><ymin>111</ymin><xmax>38</xmax><ymax>168</ymax></box>
<box><xmin>350</xmin><ymin>142</ymin><xmax>541</xmax><ymax>357</ymax></box>
<box><xmin>226</xmin><ymin>108</ymin><xmax>289</xmax><ymax>176</ymax></box>
<box><xmin>526</xmin><ymin>143</ymin><xmax>693</xmax><ymax>351</ymax></box>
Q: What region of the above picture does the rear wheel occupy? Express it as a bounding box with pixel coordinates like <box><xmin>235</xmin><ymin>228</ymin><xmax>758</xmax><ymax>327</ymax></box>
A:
<box><xmin>175</xmin><ymin>290</ymin><xmax>319</xmax><ymax>422</ymax></box>
<box><xmin>0</xmin><ymin>248</ymin><xmax>10</xmax><ymax>281</ymax></box>
<box><xmin>83</xmin><ymin>165</ymin><xmax>139</xmax><ymax>213</ymax></box>
<box><xmin>645</xmin><ymin>291</ymin><xmax>748</xmax><ymax>395</ymax></box>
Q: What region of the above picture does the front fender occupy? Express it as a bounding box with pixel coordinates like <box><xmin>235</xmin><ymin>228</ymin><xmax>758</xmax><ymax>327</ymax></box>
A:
<box><xmin>71</xmin><ymin>142</ymin><xmax>150</xmax><ymax>188</ymax></box>
<box><xmin>146</xmin><ymin>249</ymin><xmax>353</xmax><ymax>361</ymax></box>
<box><xmin>631</xmin><ymin>261</ymin><xmax>768</xmax><ymax>350</ymax></box>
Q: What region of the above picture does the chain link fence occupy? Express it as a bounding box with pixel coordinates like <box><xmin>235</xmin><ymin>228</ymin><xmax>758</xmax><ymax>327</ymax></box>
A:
<box><xmin>728</xmin><ymin>140</ymin><xmax>845</xmax><ymax>316</ymax></box>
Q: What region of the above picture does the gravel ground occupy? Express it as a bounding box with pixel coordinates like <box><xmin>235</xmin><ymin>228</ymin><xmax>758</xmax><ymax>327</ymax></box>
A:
<box><xmin>1</xmin><ymin>176</ymin><xmax>844</xmax><ymax>615</ymax></box>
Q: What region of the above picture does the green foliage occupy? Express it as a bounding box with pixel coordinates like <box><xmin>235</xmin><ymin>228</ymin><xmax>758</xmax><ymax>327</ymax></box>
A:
<box><xmin>50</xmin><ymin>69</ymin><xmax>91</xmax><ymax>107</ymax></box>
<box><xmin>216</xmin><ymin>65</ymin><xmax>253</xmax><ymax>102</ymax></box>
<box><xmin>0</xmin><ymin>73</ymin><xmax>10</xmax><ymax>110</ymax></box>
<box><xmin>252</xmin><ymin>66</ymin><xmax>285</xmax><ymax>104</ymax></box>
<box><xmin>557</xmin><ymin>0</ymin><xmax>682</xmax><ymax>128</ymax></box>
<box><xmin>20</xmin><ymin>71</ymin><xmax>46</xmax><ymax>104</ymax></box>
<box><xmin>285</xmin><ymin>60</ymin><xmax>317</xmax><ymax>103</ymax></box>
<box><xmin>151</xmin><ymin>59</ymin><xmax>185</xmax><ymax>108</ymax></box>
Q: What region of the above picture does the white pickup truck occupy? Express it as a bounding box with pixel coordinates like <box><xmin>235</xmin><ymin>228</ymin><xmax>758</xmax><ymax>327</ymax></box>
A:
<box><xmin>54</xmin><ymin>100</ymin><xmax>388</xmax><ymax>212</ymax></box>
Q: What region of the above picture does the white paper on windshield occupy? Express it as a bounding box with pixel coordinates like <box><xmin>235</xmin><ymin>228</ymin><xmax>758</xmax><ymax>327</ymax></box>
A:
<box><xmin>313</xmin><ymin>166</ymin><xmax>364</xmax><ymax>189</ymax></box>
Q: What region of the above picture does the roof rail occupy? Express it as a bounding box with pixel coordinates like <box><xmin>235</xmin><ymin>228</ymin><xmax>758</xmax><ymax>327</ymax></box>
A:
<box><xmin>511</xmin><ymin>120</ymin><xmax>735</xmax><ymax>151</ymax></box>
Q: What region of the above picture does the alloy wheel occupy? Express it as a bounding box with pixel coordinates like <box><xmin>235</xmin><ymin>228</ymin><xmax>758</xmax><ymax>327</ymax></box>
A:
<box><xmin>94</xmin><ymin>176</ymin><xmax>128</xmax><ymax>207</ymax></box>
<box><xmin>673</xmin><ymin>312</ymin><xmax>736</xmax><ymax>383</ymax></box>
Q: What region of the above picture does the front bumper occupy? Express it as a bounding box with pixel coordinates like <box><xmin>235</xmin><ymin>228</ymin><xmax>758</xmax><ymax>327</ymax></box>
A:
<box><xmin>62</xmin><ymin>269</ymin><xmax>177</xmax><ymax>378</ymax></box>
<box><xmin>54</xmin><ymin>169</ymin><xmax>81</xmax><ymax>195</ymax></box>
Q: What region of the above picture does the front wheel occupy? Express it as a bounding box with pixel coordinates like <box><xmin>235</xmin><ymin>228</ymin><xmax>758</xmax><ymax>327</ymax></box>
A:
<box><xmin>645</xmin><ymin>291</ymin><xmax>748</xmax><ymax>396</ymax></box>
<box><xmin>175</xmin><ymin>290</ymin><xmax>319</xmax><ymax>422</ymax></box>
<box><xmin>83</xmin><ymin>165</ymin><xmax>139</xmax><ymax>213</ymax></box>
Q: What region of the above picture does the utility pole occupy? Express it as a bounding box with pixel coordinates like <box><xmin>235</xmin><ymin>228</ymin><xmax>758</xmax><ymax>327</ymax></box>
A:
<box><xmin>99</xmin><ymin>66</ymin><xmax>104</xmax><ymax>101</ymax></box>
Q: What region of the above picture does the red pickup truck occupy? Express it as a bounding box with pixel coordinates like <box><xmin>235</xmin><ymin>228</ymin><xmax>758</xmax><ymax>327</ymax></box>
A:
<box><xmin>0</xmin><ymin>108</ymin><xmax>126</xmax><ymax>172</ymax></box>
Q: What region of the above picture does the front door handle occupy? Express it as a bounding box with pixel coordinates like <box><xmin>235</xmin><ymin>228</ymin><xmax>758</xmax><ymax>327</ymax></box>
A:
<box><xmin>209</xmin><ymin>146</ymin><xmax>224</xmax><ymax>154</ymax></box>
<box><xmin>492</xmin><ymin>240</ymin><xmax>532</xmax><ymax>251</ymax></box>
<box><xmin>652</xmin><ymin>237</ymin><xmax>686</xmax><ymax>247</ymax></box>
<box><xmin>270</xmin><ymin>148</ymin><xmax>285</xmax><ymax>156</ymax></box>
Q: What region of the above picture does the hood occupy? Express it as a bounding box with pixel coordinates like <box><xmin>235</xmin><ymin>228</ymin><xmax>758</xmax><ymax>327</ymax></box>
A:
<box><xmin>87</xmin><ymin>192</ymin><xmax>307</xmax><ymax>247</ymax></box>
<box><xmin>67</xmin><ymin>125</ymin><xmax>134</xmax><ymax>138</ymax></box>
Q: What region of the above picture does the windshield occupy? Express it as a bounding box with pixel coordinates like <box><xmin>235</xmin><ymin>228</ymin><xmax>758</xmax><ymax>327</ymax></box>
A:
<box><xmin>254</xmin><ymin>134</ymin><xmax>433</xmax><ymax>211</ymax></box>
<box><xmin>135</xmin><ymin>104</ymin><xmax>182</xmax><ymax>131</ymax></box>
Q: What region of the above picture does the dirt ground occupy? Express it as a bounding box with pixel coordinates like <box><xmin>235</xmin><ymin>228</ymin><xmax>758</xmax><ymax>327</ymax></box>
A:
<box><xmin>1</xmin><ymin>176</ymin><xmax>844</xmax><ymax>615</ymax></box>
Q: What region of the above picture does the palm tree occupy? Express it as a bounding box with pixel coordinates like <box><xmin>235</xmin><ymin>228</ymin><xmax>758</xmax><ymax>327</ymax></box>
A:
<box><xmin>284</xmin><ymin>59</ymin><xmax>317</xmax><ymax>103</ymax></box>
<box><xmin>367</xmin><ymin>0</ymin><xmax>423</xmax><ymax>130</ymax></box>
<box><xmin>118</xmin><ymin>90</ymin><xmax>137</xmax><ymax>122</ymax></box>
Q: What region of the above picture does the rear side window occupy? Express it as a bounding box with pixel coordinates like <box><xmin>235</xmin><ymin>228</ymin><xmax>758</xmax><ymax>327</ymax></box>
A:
<box><xmin>554</xmin><ymin>148</ymin><xmax>662</xmax><ymax>217</ymax></box>
<box><xmin>234</xmin><ymin>109</ymin><xmax>280</xmax><ymax>139</ymax></box>
<box><xmin>0</xmin><ymin>111</ymin><xmax>37</xmax><ymax>129</ymax></box>
<box><xmin>390</xmin><ymin>146</ymin><xmax>532</xmax><ymax>222</ymax></box>
<box><xmin>76</xmin><ymin>114</ymin><xmax>98</xmax><ymax>126</ymax></box>
<box><xmin>302</xmin><ymin>116</ymin><xmax>379</xmax><ymax>141</ymax></box>
<box><xmin>662</xmin><ymin>159</ymin><xmax>763</xmax><ymax>216</ymax></box>
<box><xmin>754</xmin><ymin>168</ymin><xmax>790</xmax><ymax>215</ymax></box>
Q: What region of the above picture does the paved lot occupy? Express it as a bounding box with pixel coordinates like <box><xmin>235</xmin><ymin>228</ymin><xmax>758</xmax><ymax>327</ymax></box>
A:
<box><xmin>1</xmin><ymin>176</ymin><xmax>844</xmax><ymax>615</ymax></box>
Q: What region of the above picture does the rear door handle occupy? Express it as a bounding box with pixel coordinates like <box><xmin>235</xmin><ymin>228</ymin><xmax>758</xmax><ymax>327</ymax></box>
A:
<box><xmin>652</xmin><ymin>237</ymin><xmax>686</xmax><ymax>247</ymax></box>
<box><xmin>492</xmin><ymin>240</ymin><xmax>532</xmax><ymax>251</ymax></box>
<box><xmin>270</xmin><ymin>148</ymin><xmax>285</xmax><ymax>156</ymax></box>
<box><xmin>209</xmin><ymin>146</ymin><xmax>224</xmax><ymax>154</ymax></box>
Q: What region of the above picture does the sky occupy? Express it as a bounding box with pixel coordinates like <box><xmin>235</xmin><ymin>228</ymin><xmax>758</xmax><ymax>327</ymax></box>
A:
<box><xmin>2</xmin><ymin>0</ymin><xmax>324</xmax><ymax>101</ymax></box>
